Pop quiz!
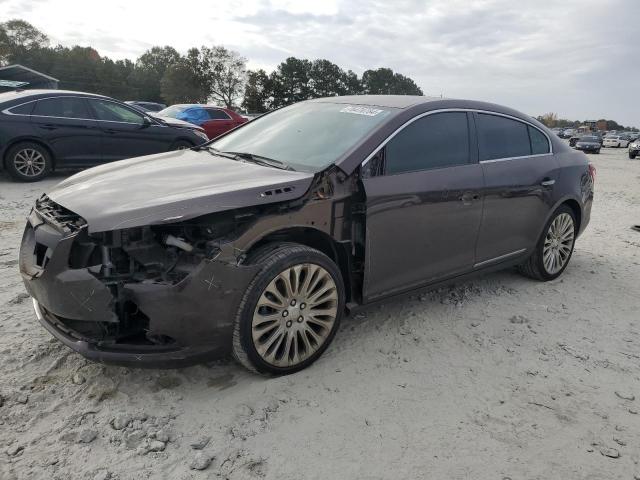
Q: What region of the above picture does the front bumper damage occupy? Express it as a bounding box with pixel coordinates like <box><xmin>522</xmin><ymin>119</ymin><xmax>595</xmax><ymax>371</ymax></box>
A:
<box><xmin>20</xmin><ymin>196</ymin><xmax>261</xmax><ymax>367</ymax></box>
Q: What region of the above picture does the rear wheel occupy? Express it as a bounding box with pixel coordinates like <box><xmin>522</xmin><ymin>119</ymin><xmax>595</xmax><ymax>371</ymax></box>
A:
<box><xmin>519</xmin><ymin>205</ymin><xmax>576</xmax><ymax>281</ymax></box>
<box><xmin>232</xmin><ymin>244</ymin><xmax>345</xmax><ymax>375</ymax></box>
<box><xmin>5</xmin><ymin>142</ymin><xmax>52</xmax><ymax>182</ymax></box>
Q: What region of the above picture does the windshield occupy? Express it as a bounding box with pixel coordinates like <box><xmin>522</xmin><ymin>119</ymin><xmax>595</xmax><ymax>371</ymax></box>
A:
<box><xmin>210</xmin><ymin>102</ymin><xmax>393</xmax><ymax>172</ymax></box>
<box><xmin>157</xmin><ymin>105</ymin><xmax>188</xmax><ymax>118</ymax></box>
<box><xmin>579</xmin><ymin>136</ymin><xmax>598</xmax><ymax>142</ymax></box>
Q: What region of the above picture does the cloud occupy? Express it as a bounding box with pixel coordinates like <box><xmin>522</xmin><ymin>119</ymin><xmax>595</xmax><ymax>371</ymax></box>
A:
<box><xmin>4</xmin><ymin>0</ymin><xmax>640</xmax><ymax>125</ymax></box>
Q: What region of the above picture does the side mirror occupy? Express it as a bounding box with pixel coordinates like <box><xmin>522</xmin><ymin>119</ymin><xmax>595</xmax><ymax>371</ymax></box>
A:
<box><xmin>142</xmin><ymin>116</ymin><xmax>152</xmax><ymax>127</ymax></box>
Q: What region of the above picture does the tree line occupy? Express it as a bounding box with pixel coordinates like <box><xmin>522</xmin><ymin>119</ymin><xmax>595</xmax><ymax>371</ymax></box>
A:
<box><xmin>0</xmin><ymin>19</ymin><xmax>423</xmax><ymax>112</ymax></box>
<box><xmin>537</xmin><ymin>112</ymin><xmax>637</xmax><ymax>132</ymax></box>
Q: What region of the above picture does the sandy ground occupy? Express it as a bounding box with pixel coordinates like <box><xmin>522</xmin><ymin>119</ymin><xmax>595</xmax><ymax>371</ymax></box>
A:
<box><xmin>0</xmin><ymin>144</ymin><xmax>639</xmax><ymax>480</ymax></box>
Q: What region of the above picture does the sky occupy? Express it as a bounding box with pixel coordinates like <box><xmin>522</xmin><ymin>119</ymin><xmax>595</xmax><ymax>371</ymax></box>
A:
<box><xmin>2</xmin><ymin>0</ymin><xmax>639</xmax><ymax>126</ymax></box>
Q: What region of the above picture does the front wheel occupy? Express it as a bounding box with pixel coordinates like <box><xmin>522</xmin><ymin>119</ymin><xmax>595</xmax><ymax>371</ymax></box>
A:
<box><xmin>519</xmin><ymin>206</ymin><xmax>576</xmax><ymax>281</ymax></box>
<box><xmin>630</xmin><ymin>152</ymin><xmax>637</xmax><ymax>159</ymax></box>
<box><xmin>170</xmin><ymin>140</ymin><xmax>193</xmax><ymax>151</ymax></box>
<box><xmin>5</xmin><ymin>142</ymin><xmax>52</xmax><ymax>182</ymax></box>
<box><xmin>232</xmin><ymin>244</ymin><xmax>345</xmax><ymax>375</ymax></box>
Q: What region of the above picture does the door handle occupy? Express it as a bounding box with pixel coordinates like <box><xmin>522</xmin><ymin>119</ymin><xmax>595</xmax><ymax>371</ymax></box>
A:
<box><xmin>459</xmin><ymin>192</ymin><xmax>480</xmax><ymax>203</ymax></box>
<box><xmin>540</xmin><ymin>179</ymin><xmax>556</xmax><ymax>186</ymax></box>
<box><xmin>38</xmin><ymin>124</ymin><xmax>57</xmax><ymax>130</ymax></box>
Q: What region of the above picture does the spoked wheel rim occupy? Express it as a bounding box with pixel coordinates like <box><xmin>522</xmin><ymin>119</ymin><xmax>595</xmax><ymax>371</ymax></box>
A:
<box><xmin>251</xmin><ymin>263</ymin><xmax>338</xmax><ymax>368</ymax></box>
<box><xmin>543</xmin><ymin>213</ymin><xmax>575</xmax><ymax>275</ymax></box>
<box><xmin>13</xmin><ymin>149</ymin><xmax>46</xmax><ymax>177</ymax></box>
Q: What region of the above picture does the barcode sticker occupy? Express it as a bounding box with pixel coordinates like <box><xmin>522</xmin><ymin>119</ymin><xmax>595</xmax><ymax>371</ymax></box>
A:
<box><xmin>340</xmin><ymin>106</ymin><xmax>383</xmax><ymax>116</ymax></box>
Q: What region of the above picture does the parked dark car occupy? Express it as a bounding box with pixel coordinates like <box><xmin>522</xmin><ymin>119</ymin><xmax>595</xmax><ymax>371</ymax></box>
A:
<box><xmin>629</xmin><ymin>139</ymin><xmax>640</xmax><ymax>159</ymax></box>
<box><xmin>0</xmin><ymin>90</ymin><xmax>209</xmax><ymax>181</ymax></box>
<box><xmin>125</xmin><ymin>101</ymin><xmax>167</xmax><ymax>112</ymax></box>
<box><xmin>574</xmin><ymin>135</ymin><xmax>601</xmax><ymax>154</ymax></box>
<box><xmin>154</xmin><ymin>104</ymin><xmax>247</xmax><ymax>139</ymax></box>
<box><xmin>19</xmin><ymin>96</ymin><xmax>594</xmax><ymax>375</ymax></box>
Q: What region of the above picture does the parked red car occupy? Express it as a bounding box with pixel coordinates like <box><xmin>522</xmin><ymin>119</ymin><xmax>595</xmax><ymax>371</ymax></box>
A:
<box><xmin>154</xmin><ymin>104</ymin><xmax>247</xmax><ymax>139</ymax></box>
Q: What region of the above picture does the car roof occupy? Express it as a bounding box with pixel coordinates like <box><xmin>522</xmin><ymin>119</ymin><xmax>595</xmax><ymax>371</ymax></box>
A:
<box><xmin>0</xmin><ymin>89</ymin><xmax>109</xmax><ymax>103</ymax></box>
<box><xmin>309</xmin><ymin>95</ymin><xmax>441</xmax><ymax>109</ymax></box>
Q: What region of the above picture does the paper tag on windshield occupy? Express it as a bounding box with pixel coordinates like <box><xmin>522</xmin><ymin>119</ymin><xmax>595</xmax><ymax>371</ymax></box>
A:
<box><xmin>340</xmin><ymin>106</ymin><xmax>383</xmax><ymax>116</ymax></box>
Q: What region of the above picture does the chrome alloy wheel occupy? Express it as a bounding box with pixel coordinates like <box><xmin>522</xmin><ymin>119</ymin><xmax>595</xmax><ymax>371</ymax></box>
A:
<box><xmin>13</xmin><ymin>149</ymin><xmax>46</xmax><ymax>177</ymax></box>
<box><xmin>543</xmin><ymin>213</ymin><xmax>575</xmax><ymax>275</ymax></box>
<box><xmin>251</xmin><ymin>263</ymin><xmax>338</xmax><ymax>367</ymax></box>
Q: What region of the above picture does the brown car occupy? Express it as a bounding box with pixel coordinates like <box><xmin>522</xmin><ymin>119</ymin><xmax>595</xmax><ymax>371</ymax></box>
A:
<box><xmin>20</xmin><ymin>96</ymin><xmax>594</xmax><ymax>375</ymax></box>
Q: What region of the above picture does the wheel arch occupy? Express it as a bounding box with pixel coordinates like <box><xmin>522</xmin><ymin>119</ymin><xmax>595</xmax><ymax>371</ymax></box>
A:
<box><xmin>2</xmin><ymin>137</ymin><xmax>56</xmax><ymax>170</ymax></box>
<box><xmin>243</xmin><ymin>226</ymin><xmax>353</xmax><ymax>303</ymax></box>
<box><xmin>538</xmin><ymin>196</ymin><xmax>583</xmax><ymax>241</ymax></box>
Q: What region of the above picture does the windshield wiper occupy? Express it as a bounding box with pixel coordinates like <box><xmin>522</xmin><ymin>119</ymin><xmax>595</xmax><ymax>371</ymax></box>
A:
<box><xmin>200</xmin><ymin>146</ymin><xmax>238</xmax><ymax>160</ymax></box>
<box><xmin>222</xmin><ymin>151</ymin><xmax>295</xmax><ymax>171</ymax></box>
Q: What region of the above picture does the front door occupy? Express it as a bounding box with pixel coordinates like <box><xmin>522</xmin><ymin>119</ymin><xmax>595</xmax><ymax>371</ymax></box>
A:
<box><xmin>362</xmin><ymin>111</ymin><xmax>484</xmax><ymax>301</ymax></box>
<box><xmin>203</xmin><ymin>108</ymin><xmax>235</xmax><ymax>139</ymax></box>
<box><xmin>88</xmin><ymin>99</ymin><xmax>170</xmax><ymax>161</ymax></box>
<box><xmin>473</xmin><ymin>112</ymin><xmax>559</xmax><ymax>265</ymax></box>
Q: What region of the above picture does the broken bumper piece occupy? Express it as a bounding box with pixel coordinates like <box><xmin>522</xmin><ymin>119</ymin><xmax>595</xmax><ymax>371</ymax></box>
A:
<box><xmin>33</xmin><ymin>299</ymin><xmax>225</xmax><ymax>368</ymax></box>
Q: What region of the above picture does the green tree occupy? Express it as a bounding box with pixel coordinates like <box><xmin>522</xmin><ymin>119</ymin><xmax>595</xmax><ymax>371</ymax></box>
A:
<box><xmin>308</xmin><ymin>59</ymin><xmax>349</xmax><ymax>97</ymax></box>
<box><xmin>197</xmin><ymin>46</ymin><xmax>247</xmax><ymax>108</ymax></box>
<box><xmin>344</xmin><ymin>70</ymin><xmax>362</xmax><ymax>95</ymax></box>
<box><xmin>242</xmin><ymin>69</ymin><xmax>273</xmax><ymax>113</ymax></box>
<box><xmin>0</xmin><ymin>19</ymin><xmax>49</xmax><ymax>64</ymax></box>
<box><xmin>130</xmin><ymin>46</ymin><xmax>181</xmax><ymax>102</ymax></box>
<box><xmin>362</xmin><ymin>67</ymin><xmax>423</xmax><ymax>95</ymax></box>
<box><xmin>160</xmin><ymin>58</ymin><xmax>207</xmax><ymax>104</ymax></box>
<box><xmin>271</xmin><ymin>57</ymin><xmax>312</xmax><ymax>107</ymax></box>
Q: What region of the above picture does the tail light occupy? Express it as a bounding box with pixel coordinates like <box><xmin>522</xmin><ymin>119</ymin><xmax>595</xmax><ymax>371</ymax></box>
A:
<box><xmin>588</xmin><ymin>163</ymin><xmax>596</xmax><ymax>182</ymax></box>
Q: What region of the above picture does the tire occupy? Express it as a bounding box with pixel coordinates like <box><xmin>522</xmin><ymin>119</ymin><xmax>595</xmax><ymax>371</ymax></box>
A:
<box><xmin>4</xmin><ymin>142</ymin><xmax>52</xmax><ymax>182</ymax></box>
<box><xmin>630</xmin><ymin>152</ymin><xmax>637</xmax><ymax>159</ymax></box>
<box><xmin>232</xmin><ymin>243</ymin><xmax>345</xmax><ymax>375</ymax></box>
<box><xmin>518</xmin><ymin>205</ymin><xmax>577</xmax><ymax>281</ymax></box>
<box><xmin>170</xmin><ymin>140</ymin><xmax>193</xmax><ymax>151</ymax></box>
<box><xmin>595</xmin><ymin>149</ymin><xmax>600</xmax><ymax>154</ymax></box>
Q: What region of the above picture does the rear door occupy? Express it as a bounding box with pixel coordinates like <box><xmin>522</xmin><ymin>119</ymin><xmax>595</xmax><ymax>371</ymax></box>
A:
<box><xmin>474</xmin><ymin>112</ymin><xmax>558</xmax><ymax>265</ymax></box>
<box><xmin>30</xmin><ymin>97</ymin><xmax>102</xmax><ymax>166</ymax></box>
<box><xmin>203</xmin><ymin>108</ymin><xmax>235</xmax><ymax>138</ymax></box>
<box><xmin>362</xmin><ymin>111</ymin><xmax>484</xmax><ymax>301</ymax></box>
<box><xmin>88</xmin><ymin>99</ymin><xmax>172</xmax><ymax>161</ymax></box>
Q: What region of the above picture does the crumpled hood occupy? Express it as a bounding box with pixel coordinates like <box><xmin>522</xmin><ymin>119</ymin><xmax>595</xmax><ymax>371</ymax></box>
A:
<box><xmin>48</xmin><ymin>150</ymin><xmax>314</xmax><ymax>233</ymax></box>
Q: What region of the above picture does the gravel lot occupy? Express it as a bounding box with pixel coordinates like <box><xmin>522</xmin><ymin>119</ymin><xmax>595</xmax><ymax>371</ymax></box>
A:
<box><xmin>1</xmin><ymin>144</ymin><xmax>639</xmax><ymax>480</ymax></box>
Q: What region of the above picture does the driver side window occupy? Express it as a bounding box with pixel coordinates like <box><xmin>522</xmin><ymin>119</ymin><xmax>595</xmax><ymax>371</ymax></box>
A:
<box><xmin>90</xmin><ymin>100</ymin><xmax>145</xmax><ymax>124</ymax></box>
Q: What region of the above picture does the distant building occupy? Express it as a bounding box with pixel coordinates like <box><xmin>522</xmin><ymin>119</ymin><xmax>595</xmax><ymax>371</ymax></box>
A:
<box><xmin>596</xmin><ymin>120</ymin><xmax>607</xmax><ymax>131</ymax></box>
<box><xmin>0</xmin><ymin>64</ymin><xmax>59</xmax><ymax>93</ymax></box>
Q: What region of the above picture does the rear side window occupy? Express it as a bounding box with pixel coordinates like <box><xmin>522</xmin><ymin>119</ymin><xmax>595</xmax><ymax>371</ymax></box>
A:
<box><xmin>8</xmin><ymin>102</ymin><xmax>35</xmax><ymax>115</ymax></box>
<box><xmin>179</xmin><ymin>108</ymin><xmax>209</xmax><ymax>124</ymax></box>
<box><xmin>33</xmin><ymin>97</ymin><xmax>92</xmax><ymax>119</ymax></box>
<box><xmin>477</xmin><ymin>113</ymin><xmax>530</xmax><ymax>161</ymax></box>
<box><xmin>528</xmin><ymin>126</ymin><xmax>550</xmax><ymax>154</ymax></box>
<box><xmin>205</xmin><ymin>108</ymin><xmax>231</xmax><ymax>120</ymax></box>
<box><xmin>385</xmin><ymin>112</ymin><xmax>470</xmax><ymax>175</ymax></box>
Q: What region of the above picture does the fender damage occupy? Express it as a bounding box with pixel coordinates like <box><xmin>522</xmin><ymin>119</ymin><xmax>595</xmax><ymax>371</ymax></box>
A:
<box><xmin>19</xmin><ymin>157</ymin><xmax>361</xmax><ymax>367</ymax></box>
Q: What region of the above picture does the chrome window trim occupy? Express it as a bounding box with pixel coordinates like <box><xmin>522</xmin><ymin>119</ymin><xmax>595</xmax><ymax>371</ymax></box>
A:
<box><xmin>2</xmin><ymin>95</ymin><xmax>163</xmax><ymax>127</ymax></box>
<box><xmin>360</xmin><ymin>108</ymin><xmax>553</xmax><ymax>168</ymax></box>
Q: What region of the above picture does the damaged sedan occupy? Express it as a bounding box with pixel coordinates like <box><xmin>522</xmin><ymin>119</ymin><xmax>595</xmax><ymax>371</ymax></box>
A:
<box><xmin>19</xmin><ymin>96</ymin><xmax>594</xmax><ymax>375</ymax></box>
